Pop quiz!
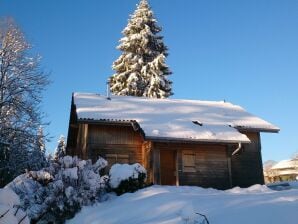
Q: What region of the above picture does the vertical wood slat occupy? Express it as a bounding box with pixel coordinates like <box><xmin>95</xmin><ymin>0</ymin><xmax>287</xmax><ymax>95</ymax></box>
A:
<box><xmin>142</xmin><ymin>141</ymin><xmax>153</xmax><ymax>184</ymax></box>
<box><xmin>153</xmin><ymin>146</ymin><xmax>161</xmax><ymax>185</ymax></box>
<box><xmin>160</xmin><ymin>150</ymin><xmax>177</xmax><ymax>185</ymax></box>
<box><xmin>154</xmin><ymin>142</ymin><xmax>230</xmax><ymax>189</ymax></box>
<box><xmin>231</xmin><ymin>132</ymin><xmax>264</xmax><ymax>187</ymax></box>
<box><xmin>175</xmin><ymin>150</ymin><xmax>179</xmax><ymax>186</ymax></box>
<box><xmin>76</xmin><ymin>124</ymin><xmax>88</xmax><ymax>158</ymax></box>
<box><xmin>76</xmin><ymin>124</ymin><xmax>82</xmax><ymax>157</ymax></box>
<box><xmin>87</xmin><ymin>124</ymin><xmax>144</xmax><ymax>169</ymax></box>
<box><xmin>226</xmin><ymin>146</ymin><xmax>233</xmax><ymax>188</ymax></box>
<box><xmin>71</xmin><ymin>122</ymin><xmax>264</xmax><ymax>189</ymax></box>
<box><xmin>82</xmin><ymin>124</ymin><xmax>88</xmax><ymax>159</ymax></box>
<box><xmin>88</xmin><ymin>124</ymin><xmax>143</xmax><ymax>145</ymax></box>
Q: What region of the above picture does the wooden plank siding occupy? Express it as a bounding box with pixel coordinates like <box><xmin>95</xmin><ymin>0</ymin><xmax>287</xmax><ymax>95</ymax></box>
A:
<box><xmin>142</xmin><ymin>141</ymin><xmax>154</xmax><ymax>184</ymax></box>
<box><xmin>75</xmin><ymin>123</ymin><xmax>88</xmax><ymax>159</ymax></box>
<box><xmin>87</xmin><ymin>124</ymin><xmax>144</xmax><ymax>167</ymax></box>
<box><xmin>231</xmin><ymin>132</ymin><xmax>265</xmax><ymax>187</ymax></box>
<box><xmin>153</xmin><ymin>142</ymin><xmax>231</xmax><ymax>190</ymax></box>
<box><xmin>66</xmin><ymin>98</ymin><xmax>79</xmax><ymax>156</ymax></box>
<box><xmin>67</xmin><ymin>119</ymin><xmax>265</xmax><ymax>189</ymax></box>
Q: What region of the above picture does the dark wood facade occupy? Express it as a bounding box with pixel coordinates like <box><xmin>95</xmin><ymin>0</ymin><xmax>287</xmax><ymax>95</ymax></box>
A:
<box><xmin>231</xmin><ymin>132</ymin><xmax>265</xmax><ymax>187</ymax></box>
<box><xmin>67</xmin><ymin>112</ymin><xmax>265</xmax><ymax>189</ymax></box>
<box><xmin>67</xmin><ymin>95</ymin><xmax>267</xmax><ymax>189</ymax></box>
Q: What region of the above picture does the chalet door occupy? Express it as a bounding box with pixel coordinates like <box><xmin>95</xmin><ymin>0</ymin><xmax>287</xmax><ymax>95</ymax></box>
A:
<box><xmin>160</xmin><ymin>150</ymin><xmax>177</xmax><ymax>185</ymax></box>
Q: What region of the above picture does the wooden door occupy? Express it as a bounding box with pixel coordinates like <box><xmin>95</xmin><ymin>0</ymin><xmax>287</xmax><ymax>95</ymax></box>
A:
<box><xmin>160</xmin><ymin>150</ymin><xmax>176</xmax><ymax>185</ymax></box>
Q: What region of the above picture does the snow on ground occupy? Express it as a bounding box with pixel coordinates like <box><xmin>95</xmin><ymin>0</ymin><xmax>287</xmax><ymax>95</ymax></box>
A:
<box><xmin>68</xmin><ymin>185</ymin><xmax>298</xmax><ymax>224</ymax></box>
<box><xmin>0</xmin><ymin>188</ymin><xmax>30</xmax><ymax>224</ymax></box>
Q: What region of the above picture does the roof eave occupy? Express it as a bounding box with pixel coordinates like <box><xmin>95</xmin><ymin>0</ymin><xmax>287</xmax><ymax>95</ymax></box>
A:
<box><xmin>77</xmin><ymin>118</ymin><xmax>135</xmax><ymax>125</ymax></box>
<box><xmin>145</xmin><ymin>136</ymin><xmax>251</xmax><ymax>144</ymax></box>
<box><xmin>236</xmin><ymin>127</ymin><xmax>280</xmax><ymax>133</ymax></box>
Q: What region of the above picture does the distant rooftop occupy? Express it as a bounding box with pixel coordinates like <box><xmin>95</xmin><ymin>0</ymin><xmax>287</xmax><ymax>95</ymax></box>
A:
<box><xmin>271</xmin><ymin>159</ymin><xmax>298</xmax><ymax>170</ymax></box>
<box><xmin>73</xmin><ymin>93</ymin><xmax>279</xmax><ymax>143</ymax></box>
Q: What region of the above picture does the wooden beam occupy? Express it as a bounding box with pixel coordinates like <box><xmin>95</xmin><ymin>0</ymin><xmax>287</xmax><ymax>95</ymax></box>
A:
<box><xmin>82</xmin><ymin>124</ymin><xmax>88</xmax><ymax>160</ymax></box>
<box><xmin>175</xmin><ymin>149</ymin><xmax>179</xmax><ymax>186</ymax></box>
<box><xmin>153</xmin><ymin>144</ymin><xmax>161</xmax><ymax>185</ymax></box>
<box><xmin>227</xmin><ymin>146</ymin><xmax>233</xmax><ymax>188</ymax></box>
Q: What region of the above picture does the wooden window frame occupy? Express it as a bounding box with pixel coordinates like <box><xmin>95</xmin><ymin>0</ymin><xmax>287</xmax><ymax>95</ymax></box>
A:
<box><xmin>182</xmin><ymin>150</ymin><xmax>196</xmax><ymax>173</ymax></box>
<box><xmin>106</xmin><ymin>154</ymin><xmax>129</xmax><ymax>165</ymax></box>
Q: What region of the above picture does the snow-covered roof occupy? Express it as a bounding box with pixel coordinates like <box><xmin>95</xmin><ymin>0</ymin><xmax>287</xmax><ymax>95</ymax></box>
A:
<box><xmin>271</xmin><ymin>159</ymin><xmax>298</xmax><ymax>170</ymax></box>
<box><xmin>73</xmin><ymin>93</ymin><xmax>279</xmax><ymax>143</ymax></box>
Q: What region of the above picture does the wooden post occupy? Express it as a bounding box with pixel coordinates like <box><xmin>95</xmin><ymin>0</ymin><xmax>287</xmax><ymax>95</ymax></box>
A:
<box><xmin>77</xmin><ymin>124</ymin><xmax>88</xmax><ymax>159</ymax></box>
<box><xmin>175</xmin><ymin>149</ymin><xmax>179</xmax><ymax>186</ymax></box>
<box><xmin>227</xmin><ymin>146</ymin><xmax>233</xmax><ymax>188</ymax></box>
<box><xmin>153</xmin><ymin>143</ymin><xmax>161</xmax><ymax>184</ymax></box>
<box><xmin>82</xmin><ymin>124</ymin><xmax>88</xmax><ymax>160</ymax></box>
<box><xmin>257</xmin><ymin>132</ymin><xmax>265</xmax><ymax>185</ymax></box>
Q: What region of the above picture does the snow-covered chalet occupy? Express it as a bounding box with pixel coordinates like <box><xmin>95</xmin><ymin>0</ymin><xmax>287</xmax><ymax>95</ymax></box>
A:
<box><xmin>66</xmin><ymin>92</ymin><xmax>279</xmax><ymax>189</ymax></box>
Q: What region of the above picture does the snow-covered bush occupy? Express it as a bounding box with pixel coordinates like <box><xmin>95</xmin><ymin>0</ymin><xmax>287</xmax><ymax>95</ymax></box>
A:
<box><xmin>109</xmin><ymin>163</ymin><xmax>146</xmax><ymax>195</ymax></box>
<box><xmin>7</xmin><ymin>156</ymin><xmax>108</xmax><ymax>223</ymax></box>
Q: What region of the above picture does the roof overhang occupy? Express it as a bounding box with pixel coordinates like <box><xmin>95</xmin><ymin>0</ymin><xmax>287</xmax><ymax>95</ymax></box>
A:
<box><xmin>145</xmin><ymin>136</ymin><xmax>250</xmax><ymax>144</ymax></box>
<box><xmin>78</xmin><ymin>118</ymin><xmax>251</xmax><ymax>144</ymax></box>
<box><xmin>236</xmin><ymin>126</ymin><xmax>280</xmax><ymax>133</ymax></box>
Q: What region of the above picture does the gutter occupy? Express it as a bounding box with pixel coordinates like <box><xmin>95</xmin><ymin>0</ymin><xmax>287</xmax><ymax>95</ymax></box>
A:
<box><xmin>232</xmin><ymin>142</ymin><xmax>242</xmax><ymax>156</ymax></box>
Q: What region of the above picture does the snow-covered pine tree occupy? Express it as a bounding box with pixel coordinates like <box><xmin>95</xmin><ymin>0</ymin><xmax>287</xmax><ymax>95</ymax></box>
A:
<box><xmin>110</xmin><ymin>0</ymin><xmax>172</xmax><ymax>98</ymax></box>
<box><xmin>54</xmin><ymin>135</ymin><xmax>66</xmax><ymax>160</ymax></box>
<box><xmin>29</xmin><ymin>127</ymin><xmax>48</xmax><ymax>171</ymax></box>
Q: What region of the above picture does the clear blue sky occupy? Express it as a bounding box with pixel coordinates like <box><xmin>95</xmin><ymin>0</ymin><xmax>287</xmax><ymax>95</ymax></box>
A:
<box><xmin>1</xmin><ymin>0</ymin><xmax>297</xmax><ymax>162</ymax></box>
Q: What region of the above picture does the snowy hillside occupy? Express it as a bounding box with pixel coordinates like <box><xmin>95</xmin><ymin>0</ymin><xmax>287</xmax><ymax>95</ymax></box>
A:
<box><xmin>69</xmin><ymin>185</ymin><xmax>298</xmax><ymax>224</ymax></box>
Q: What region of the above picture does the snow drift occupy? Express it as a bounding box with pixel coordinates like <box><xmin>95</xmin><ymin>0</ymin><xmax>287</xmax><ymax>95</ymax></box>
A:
<box><xmin>68</xmin><ymin>184</ymin><xmax>298</xmax><ymax>224</ymax></box>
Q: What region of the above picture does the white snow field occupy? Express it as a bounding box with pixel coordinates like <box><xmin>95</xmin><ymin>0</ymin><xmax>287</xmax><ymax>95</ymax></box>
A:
<box><xmin>0</xmin><ymin>188</ymin><xmax>29</xmax><ymax>224</ymax></box>
<box><xmin>68</xmin><ymin>185</ymin><xmax>298</xmax><ymax>224</ymax></box>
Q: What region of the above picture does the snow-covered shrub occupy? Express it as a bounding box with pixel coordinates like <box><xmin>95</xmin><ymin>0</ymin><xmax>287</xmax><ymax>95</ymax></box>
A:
<box><xmin>7</xmin><ymin>156</ymin><xmax>108</xmax><ymax>223</ymax></box>
<box><xmin>109</xmin><ymin>163</ymin><xmax>146</xmax><ymax>195</ymax></box>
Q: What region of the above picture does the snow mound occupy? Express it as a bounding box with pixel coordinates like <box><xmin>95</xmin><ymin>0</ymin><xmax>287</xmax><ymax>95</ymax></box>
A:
<box><xmin>226</xmin><ymin>184</ymin><xmax>273</xmax><ymax>194</ymax></box>
<box><xmin>68</xmin><ymin>185</ymin><xmax>298</xmax><ymax>224</ymax></box>
<box><xmin>0</xmin><ymin>188</ymin><xmax>29</xmax><ymax>224</ymax></box>
<box><xmin>0</xmin><ymin>188</ymin><xmax>20</xmax><ymax>207</ymax></box>
<box><xmin>109</xmin><ymin>163</ymin><xmax>146</xmax><ymax>188</ymax></box>
<box><xmin>180</xmin><ymin>204</ymin><xmax>197</xmax><ymax>224</ymax></box>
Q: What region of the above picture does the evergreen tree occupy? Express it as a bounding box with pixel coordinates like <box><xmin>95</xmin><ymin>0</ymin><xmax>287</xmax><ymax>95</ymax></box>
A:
<box><xmin>110</xmin><ymin>0</ymin><xmax>172</xmax><ymax>98</ymax></box>
<box><xmin>54</xmin><ymin>135</ymin><xmax>66</xmax><ymax>160</ymax></box>
<box><xmin>29</xmin><ymin>127</ymin><xmax>48</xmax><ymax>171</ymax></box>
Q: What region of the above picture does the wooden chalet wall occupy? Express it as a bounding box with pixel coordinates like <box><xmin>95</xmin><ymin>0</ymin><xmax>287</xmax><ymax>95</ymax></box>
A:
<box><xmin>231</xmin><ymin>132</ymin><xmax>264</xmax><ymax>187</ymax></box>
<box><xmin>178</xmin><ymin>144</ymin><xmax>230</xmax><ymax>189</ymax></box>
<box><xmin>142</xmin><ymin>141</ymin><xmax>153</xmax><ymax>184</ymax></box>
<box><xmin>152</xmin><ymin>142</ymin><xmax>231</xmax><ymax>190</ymax></box>
<box><xmin>66</xmin><ymin>113</ymin><xmax>265</xmax><ymax>189</ymax></box>
<box><xmin>87</xmin><ymin>124</ymin><xmax>144</xmax><ymax>165</ymax></box>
